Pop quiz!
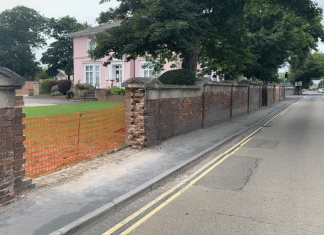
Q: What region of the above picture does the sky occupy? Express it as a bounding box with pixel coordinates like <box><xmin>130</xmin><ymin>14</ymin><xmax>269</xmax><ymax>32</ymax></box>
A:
<box><xmin>0</xmin><ymin>0</ymin><xmax>119</xmax><ymax>61</ymax></box>
<box><xmin>1</xmin><ymin>0</ymin><xmax>324</xmax><ymax>71</ymax></box>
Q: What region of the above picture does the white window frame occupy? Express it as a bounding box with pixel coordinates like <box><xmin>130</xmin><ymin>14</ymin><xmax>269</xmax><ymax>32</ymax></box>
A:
<box><xmin>83</xmin><ymin>63</ymin><xmax>101</xmax><ymax>88</ymax></box>
<box><xmin>140</xmin><ymin>61</ymin><xmax>162</xmax><ymax>78</ymax></box>
<box><xmin>87</xmin><ymin>39</ymin><xmax>96</xmax><ymax>51</ymax></box>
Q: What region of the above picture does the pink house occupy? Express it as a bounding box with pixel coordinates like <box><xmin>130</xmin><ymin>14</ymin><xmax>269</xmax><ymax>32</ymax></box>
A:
<box><xmin>68</xmin><ymin>21</ymin><xmax>177</xmax><ymax>88</ymax></box>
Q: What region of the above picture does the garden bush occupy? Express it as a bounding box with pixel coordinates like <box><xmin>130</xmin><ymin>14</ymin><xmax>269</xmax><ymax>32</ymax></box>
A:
<box><xmin>48</xmin><ymin>80</ymin><xmax>59</xmax><ymax>94</ymax></box>
<box><xmin>51</xmin><ymin>85</ymin><xmax>59</xmax><ymax>93</ymax></box>
<box><xmin>74</xmin><ymin>82</ymin><xmax>95</xmax><ymax>91</ymax></box>
<box><xmin>40</xmin><ymin>79</ymin><xmax>54</xmax><ymax>94</ymax></box>
<box><xmin>158</xmin><ymin>69</ymin><xmax>196</xmax><ymax>85</ymax></box>
<box><xmin>51</xmin><ymin>91</ymin><xmax>63</xmax><ymax>96</ymax></box>
<box><xmin>109</xmin><ymin>87</ymin><xmax>125</xmax><ymax>95</ymax></box>
<box><xmin>58</xmin><ymin>80</ymin><xmax>72</xmax><ymax>95</ymax></box>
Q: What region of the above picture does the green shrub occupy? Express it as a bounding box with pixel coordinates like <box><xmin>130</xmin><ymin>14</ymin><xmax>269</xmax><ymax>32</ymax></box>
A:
<box><xmin>74</xmin><ymin>82</ymin><xmax>95</xmax><ymax>91</ymax></box>
<box><xmin>51</xmin><ymin>85</ymin><xmax>59</xmax><ymax>93</ymax></box>
<box><xmin>158</xmin><ymin>69</ymin><xmax>196</xmax><ymax>85</ymax></box>
<box><xmin>48</xmin><ymin>80</ymin><xmax>59</xmax><ymax>94</ymax></box>
<box><xmin>110</xmin><ymin>87</ymin><xmax>125</xmax><ymax>95</ymax></box>
<box><xmin>41</xmin><ymin>79</ymin><xmax>54</xmax><ymax>94</ymax></box>
<box><xmin>51</xmin><ymin>91</ymin><xmax>63</xmax><ymax>96</ymax></box>
<box><xmin>58</xmin><ymin>80</ymin><xmax>72</xmax><ymax>95</ymax></box>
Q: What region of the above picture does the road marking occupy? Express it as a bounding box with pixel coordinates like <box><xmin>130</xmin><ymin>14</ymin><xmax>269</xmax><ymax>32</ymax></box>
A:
<box><xmin>102</xmin><ymin>127</ymin><xmax>262</xmax><ymax>235</ymax></box>
<box><xmin>120</xmin><ymin>140</ymin><xmax>249</xmax><ymax>235</ymax></box>
<box><xmin>103</xmin><ymin>101</ymin><xmax>297</xmax><ymax>235</ymax></box>
<box><xmin>264</xmin><ymin>102</ymin><xmax>296</xmax><ymax>126</ymax></box>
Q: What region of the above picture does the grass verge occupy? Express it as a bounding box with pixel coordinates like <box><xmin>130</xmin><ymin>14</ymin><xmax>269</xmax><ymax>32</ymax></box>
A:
<box><xmin>23</xmin><ymin>101</ymin><xmax>122</xmax><ymax>118</ymax></box>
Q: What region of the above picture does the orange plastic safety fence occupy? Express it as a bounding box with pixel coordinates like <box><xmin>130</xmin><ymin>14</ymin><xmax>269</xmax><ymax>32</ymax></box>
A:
<box><xmin>23</xmin><ymin>104</ymin><xmax>126</xmax><ymax>178</ymax></box>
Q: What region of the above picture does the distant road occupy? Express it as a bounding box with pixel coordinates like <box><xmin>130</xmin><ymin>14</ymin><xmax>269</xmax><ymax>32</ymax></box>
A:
<box><xmin>23</xmin><ymin>95</ymin><xmax>77</xmax><ymax>106</ymax></box>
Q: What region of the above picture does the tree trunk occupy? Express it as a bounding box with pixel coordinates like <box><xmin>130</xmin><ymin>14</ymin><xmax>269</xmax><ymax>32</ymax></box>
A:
<box><xmin>181</xmin><ymin>36</ymin><xmax>202</xmax><ymax>74</ymax></box>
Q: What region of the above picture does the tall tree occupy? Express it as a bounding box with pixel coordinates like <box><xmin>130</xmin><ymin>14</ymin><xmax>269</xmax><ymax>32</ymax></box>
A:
<box><xmin>290</xmin><ymin>52</ymin><xmax>324</xmax><ymax>88</ymax></box>
<box><xmin>91</xmin><ymin>0</ymin><xmax>247</xmax><ymax>74</ymax></box>
<box><xmin>41</xmin><ymin>16</ymin><xmax>89</xmax><ymax>79</ymax></box>
<box><xmin>241</xmin><ymin>1</ymin><xmax>324</xmax><ymax>82</ymax></box>
<box><xmin>91</xmin><ymin>0</ymin><xmax>322</xmax><ymax>76</ymax></box>
<box><xmin>0</xmin><ymin>6</ymin><xmax>48</xmax><ymax>80</ymax></box>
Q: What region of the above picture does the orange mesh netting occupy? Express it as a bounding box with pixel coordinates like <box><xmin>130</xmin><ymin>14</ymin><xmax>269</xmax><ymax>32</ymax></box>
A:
<box><xmin>23</xmin><ymin>104</ymin><xmax>125</xmax><ymax>178</ymax></box>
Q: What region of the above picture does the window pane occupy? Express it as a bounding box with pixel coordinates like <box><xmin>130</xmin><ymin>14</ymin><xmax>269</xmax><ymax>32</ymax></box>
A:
<box><xmin>89</xmin><ymin>72</ymin><xmax>93</xmax><ymax>84</ymax></box>
<box><xmin>89</xmin><ymin>41</ymin><xmax>96</xmax><ymax>50</ymax></box>
<box><xmin>96</xmin><ymin>72</ymin><xmax>100</xmax><ymax>86</ymax></box>
<box><xmin>86</xmin><ymin>72</ymin><xmax>89</xmax><ymax>83</ymax></box>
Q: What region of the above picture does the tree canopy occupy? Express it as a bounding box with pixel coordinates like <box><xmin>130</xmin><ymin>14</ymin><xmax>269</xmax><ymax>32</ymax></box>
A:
<box><xmin>40</xmin><ymin>16</ymin><xmax>89</xmax><ymax>79</ymax></box>
<box><xmin>91</xmin><ymin>0</ymin><xmax>324</xmax><ymax>82</ymax></box>
<box><xmin>0</xmin><ymin>6</ymin><xmax>48</xmax><ymax>80</ymax></box>
<box><xmin>241</xmin><ymin>1</ymin><xmax>324</xmax><ymax>82</ymax></box>
<box><xmin>290</xmin><ymin>52</ymin><xmax>324</xmax><ymax>88</ymax></box>
<box><xmin>92</xmin><ymin>0</ymin><xmax>248</xmax><ymax>74</ymax></box>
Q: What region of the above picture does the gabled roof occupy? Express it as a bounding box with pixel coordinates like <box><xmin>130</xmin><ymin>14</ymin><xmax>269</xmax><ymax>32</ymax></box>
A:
<box><xmin>67</xmin><ymin>20</ymin><xmax>122</xmax><ymax>38</ymax></box>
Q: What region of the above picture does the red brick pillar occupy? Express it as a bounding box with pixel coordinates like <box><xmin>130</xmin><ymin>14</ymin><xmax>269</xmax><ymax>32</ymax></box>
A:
<box><xmin>0</xmin><ymin>67</ymin><xmax>34</xmax><ymax>204</ymax></box>
<box><xmin>125</xmin><ymin>87</ymin><xmax>147</xmax><ymax>149</ymax></box>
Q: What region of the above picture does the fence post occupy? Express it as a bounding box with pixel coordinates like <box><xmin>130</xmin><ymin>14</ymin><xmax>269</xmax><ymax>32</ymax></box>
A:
<box><xmin>76</xmin><ymin>113</ymin><xmax>82</xmax><ymax>156</ymax></box>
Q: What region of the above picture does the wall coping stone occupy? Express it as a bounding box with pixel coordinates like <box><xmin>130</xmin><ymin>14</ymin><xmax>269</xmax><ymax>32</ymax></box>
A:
<box><xmin>0</xmin><ymin>67</ymin><xmax>25</xmax><ymax>88</ymax></box>
<box><xmin>122</xmin><ymin>77</ymin><xmax>162</xmax><ymax>88</ymax></box>
<box><xmin>122</xmin><ymin>77</ymin><xmax>265</xmax><ymax>92</ymax></box>
<box><xmin>0</xmin><ymin>67</ymin><xmax>25</xmax><ymax>109</ymax></box>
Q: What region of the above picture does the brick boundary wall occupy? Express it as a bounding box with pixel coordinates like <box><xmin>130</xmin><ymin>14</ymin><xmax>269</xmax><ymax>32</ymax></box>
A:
<box><xmin>71</xmin><ymin>89</ymin><xmax>125</xmax><ymax>102</ymax></box>
<box><xmin>232</xmin><ymin>85</ymin><xmax>249</xmax><ymax>118</ymax></box>
<box><xmin>274</xmin><ymin>85</ymin><xmax>280</xmax><ymax>102</ymax></box>
<box><xmin>15</xmin><ymin>81</ymin><xmax>34</xmax><ymax>96</ymax></box>
<box><xmin>0</xmin><ymin>96</ymin><xmax>34</xmax><ymax>204</ymax></box>
<box><xmin>279</xmin><ymin>86</ymin><xmax>285</xmax><ymax>101</ymax></box>
<box><xmin>262</xmin><ymin>84</ymin><xmax>275</xmax><ymax>106</ymax></box>
<box><xmin>123</xmin><ymin>78</ymin><xmax>285</xmax><ymax>149</ymax></box>
<box><xmin>202</xmin><ymin>84</ymin><xmax>232</xmax><ymax>127</ymax></box>
<box><xmin>248</xmin><ymin>84</ymin><xmax>262</xmax><ymax>113</ymax></box>
<box><xmin>147</xmin><ymin>96</ymin><xmax>203</xmax><ymax>144</ymax></box>
<box><xmin>95</xmin><ymin>89</ymin><xmax>125</xmax><ymax>102</ymax></box>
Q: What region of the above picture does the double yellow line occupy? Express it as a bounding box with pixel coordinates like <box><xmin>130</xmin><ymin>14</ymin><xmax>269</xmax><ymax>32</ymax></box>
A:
<box><xmin>103</xmin><ymin>103</ymin><xmax>296</xmax><ymax>235</ymax></box>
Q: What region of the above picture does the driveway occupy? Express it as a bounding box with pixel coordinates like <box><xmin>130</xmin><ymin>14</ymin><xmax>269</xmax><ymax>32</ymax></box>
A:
<box><xmin>23</xmin><ymin>95</ymin><xmax>80</xmax><ymax>107</ymax></box>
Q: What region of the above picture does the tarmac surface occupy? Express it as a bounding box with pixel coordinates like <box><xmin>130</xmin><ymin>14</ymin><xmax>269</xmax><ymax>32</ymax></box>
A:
<box><xmin>23</xmin><ymin>95</ymin><xmax>79</xmax><ymax>106</ymax></box>
<box><xmin>0</xmin><ymin>96</ymin><xmax>300</xmax><ymax>235</ymax></box>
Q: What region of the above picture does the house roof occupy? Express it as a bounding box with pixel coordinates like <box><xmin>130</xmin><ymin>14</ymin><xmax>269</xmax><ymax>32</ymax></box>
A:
<box><xmin>67</xmin><ymin>20</ymin><xmax>122</xmax><ymax>38</ymax></box>
<box><xmin>55</xmin><ymin>69</ymin><xmax>67</xmax><ymax>78</ymax></box>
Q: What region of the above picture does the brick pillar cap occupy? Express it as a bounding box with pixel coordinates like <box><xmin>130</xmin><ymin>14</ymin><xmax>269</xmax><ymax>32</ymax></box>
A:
<box><xmin>0</xmin><ymin>67</ymin><xmax>25</xmax><ymax>88</ymax></box>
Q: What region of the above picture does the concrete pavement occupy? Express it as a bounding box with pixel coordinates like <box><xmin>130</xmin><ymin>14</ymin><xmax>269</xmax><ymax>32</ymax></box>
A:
<box><xmin>0</xmin><ymin>96</ymin><xmax>299</xmax><ymax>235</ymax></box>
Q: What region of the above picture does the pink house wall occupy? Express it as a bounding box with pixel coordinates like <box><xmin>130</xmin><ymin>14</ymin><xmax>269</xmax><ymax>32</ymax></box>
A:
<box><xmin>73</xmin><ymin>37</ymin><xmax>110</xmax><ymax>88</ymax></box>
<box><xmin>72</xmin><ymin>36</ymin><xmax>179</xmax><ymax>88</ymax></box>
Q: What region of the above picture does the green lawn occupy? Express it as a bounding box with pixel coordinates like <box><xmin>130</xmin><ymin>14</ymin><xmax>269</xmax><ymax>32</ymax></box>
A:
<box><xmin>23</xmin><ymin>101</ymin><xmax>122</xmax><ymax>118</ymax></box>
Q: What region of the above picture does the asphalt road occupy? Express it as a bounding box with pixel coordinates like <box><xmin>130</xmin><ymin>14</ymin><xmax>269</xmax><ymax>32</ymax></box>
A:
<box><xmin>80</xmin><ymin>94</ymin><xmax>324</xmax><ymax>235</ymax></box>
<box><xmin>23</xmin><ymin>95</ymin><xmax>78</xmax><ymax>106</ymax></box>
